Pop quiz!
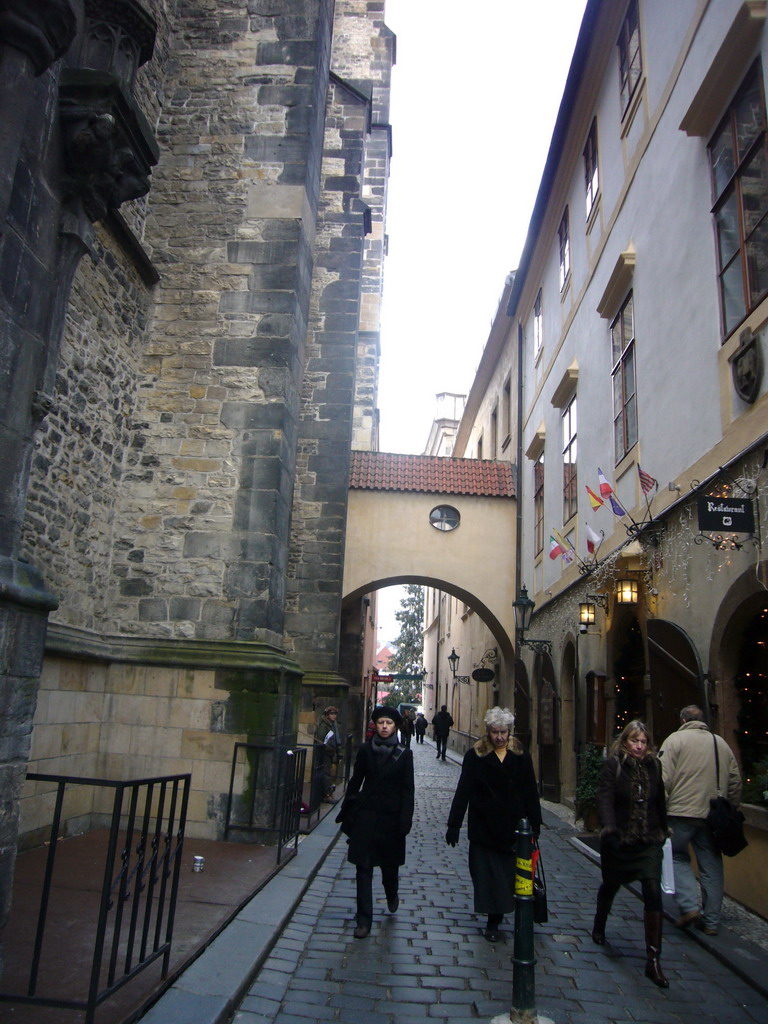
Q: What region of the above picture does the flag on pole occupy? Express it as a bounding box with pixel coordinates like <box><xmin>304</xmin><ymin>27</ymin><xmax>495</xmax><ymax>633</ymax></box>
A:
<box><xmin>638</xmin><ymin>465</ymin><xmax>658</xmax><ymax>495</ymax></box>
<box><xmin>586</xmin><ymin>485</ymin><xmax>604</xmax><ymax>510</ymax></box>
<box><xmin>608</xmin><ymin>493</ymin><xmax>626</xmax><ymax>517</ymax></box>
<box><xmin>586</xmin><ymin>524</ymin><xmax>602</xmax><ymax>554</ymax></box>
<box><xmin>597</xmin><ymin>468</ymin><xmax>614</xmax><ymax>497</ymax></box>
<box><xmin>548</xmin><ymin>535</ymin><xmax>564</xmax><ymax>559</ymax></box>
<box><xmin>563</xmin><ymin>547</ymin><xmax>575</xmax><ymax>566</ymax></box>
<box><xmin>551</xmin><ymin>526</ymin><xmax>571</xmax><ymax>551</ymax></box>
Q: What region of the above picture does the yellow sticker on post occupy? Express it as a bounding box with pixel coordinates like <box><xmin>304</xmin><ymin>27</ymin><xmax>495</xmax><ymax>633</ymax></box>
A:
<box><xmin>515</xmin><ymin>856</ymin><xmax>533</xmax><ymax>895</ymax></box>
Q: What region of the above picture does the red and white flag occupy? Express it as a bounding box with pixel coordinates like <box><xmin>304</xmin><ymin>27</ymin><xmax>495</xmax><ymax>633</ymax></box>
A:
<box><xmin>586</xmin><ymin>524</ymin><xmax>602</xmax><ymax>554</ymax></box>
<box><xmin>597</xmin><ymin>468</ymin><xmax>613</xmax><ymax>497</ymax></box>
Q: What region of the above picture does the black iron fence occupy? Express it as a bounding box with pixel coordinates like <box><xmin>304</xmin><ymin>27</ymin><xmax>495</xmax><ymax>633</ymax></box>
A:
<box><xmin>0</xmin><ymin>771</ymin><xmax>190</xmax><ymax>1024</ymax></box>
<box><xmin>343</xmin><ymin>732</ymin><xmax>354</xmax><ymax>784</ymax></box>
<box><xmin>223</xmin><ymin>744</ymin><xmax>306</xmax><ymax>862</ymax></box>
<box><xmin>298</xmin><ymin>733</ymin><xmax>355</xmax><ymax>827</ymax></box>
<box><xmin>299</xmin><ymin>743</ymin><xmax>327</xmax><ymax>826</ymax></box>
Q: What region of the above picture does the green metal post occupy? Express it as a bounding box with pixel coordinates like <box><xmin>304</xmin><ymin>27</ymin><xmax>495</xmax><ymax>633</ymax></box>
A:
<box><xmin>512</xmin><ymin>817</ymin><xmax>537</xmax><ymax>1022</ymax></box>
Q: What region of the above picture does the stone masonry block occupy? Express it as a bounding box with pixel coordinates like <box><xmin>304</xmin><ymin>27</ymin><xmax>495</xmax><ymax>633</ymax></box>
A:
<box><xmin>219</xmin><ymin>402</ymin><xmax>292</xmax><ymax>431</ymax></box>
<box><xmin>106</xmin><ymin>664</ymin><xmax>145</xmax><ymax>695</ymax></box>
<box><xmin>214</xmin><ymin>338</ymin><xmax>296</xmax><ymax>369</ymax></box>
<box><xmin>177</xmin><ymin>670</ymin><xmax>220</xmax><ymax>701</ymax></box>
<box><xmin>139</xmin><ymin>598</ymin><xmax>169</xmax><ymax>621</ymax></box>
<box><xmin>218</xmin><ymin>289</ymin><xmax>297</xmax><ymax>315</ymax></box>
<box><xmin>181</xmin><ymin>729</ymin><xmax>244</xmax><ymax>762</ymax></box>
<box><xmin>256</xmin><ymin>40</ymin><xmax>317</xmax><ymax>66</ymax></box>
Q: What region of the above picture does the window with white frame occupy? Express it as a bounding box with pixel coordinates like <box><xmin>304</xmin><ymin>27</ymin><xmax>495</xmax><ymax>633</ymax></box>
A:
<box><xmin>562</xmin><ymin>396</ymin><xmax>577</xmax><ymax>522</ymax></box>
<box><xmin>584</xmin><ymin>119</ymin><xmax>599</xmax><ymax>219</ymax></box>
<box><xmin>558</xmin><ymin>208</ymin><xmax>570</xmax><ymax>290</ymax></box>
<box><xmin>533</xmin><ymin>289</ymin><xmax>543</xmax><ymax>360</ymax></box>
<box><xmin>534</xmin><ymin>453</ymin><xmax>545</xmax><ymax>556</ymax></box>
<box><xmin>709</xmin><ymin>61</ymin><xmax>768</xmax><ymax>336</ymax></box>
<box><xmin>502</xmin><ymin>375</ymin><xmax>512</xmax><ymax>447</ymax></box>
<box><xmin>611</xmin><ymin>293</ymin><xmax>637</xmax><ymax>462</ymax></box>
<box><xmin>618</xmin><ymin>0</ymin><xmax>642</xmax><ymax>116</ymax></box>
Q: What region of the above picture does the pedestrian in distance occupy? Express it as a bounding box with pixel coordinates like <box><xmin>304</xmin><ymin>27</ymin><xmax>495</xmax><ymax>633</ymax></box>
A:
<box><xmin>659</xmin><ymin>704</ymin><xmax>741</xmax><ymax>936</ymax></box>
<box><xmin>314</xmin><ymin>705</ymin><xmax>342</xmax><ymax>802</ymax></box>
<box><xmin>400</xmin><ymin>710</ymin><xmax>414</xmax><ymax>749</ymax></box>
<box><xmin>414</xmin><ymin>712</ymin><xmax>428</xmax><ymax>743</ymax></box>
<box><xmin>432</xmin><ymin>704</ymin><xmax>454</xmax><ymax>760</ymax></box>
<box><xmin>335</xmin><ymin>705</ymin><xmax>415</xmax><ymax>939</ymax></box>
<box><xmin>592</xmin><ymin>719</ymin><xmax>669</xmax><ymax>988</ymax></box>
<box><xmin>445</xmin><ymin>707</ymin><xmax>541</xmax><ymax>942</ymax></box>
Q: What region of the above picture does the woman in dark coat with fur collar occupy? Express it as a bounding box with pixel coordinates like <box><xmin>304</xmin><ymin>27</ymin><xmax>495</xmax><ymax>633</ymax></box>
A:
<box><xmin>593</xmin><ymin>719</ymin><xmax>669</xmax><ymax>988</ymax></box>
<box><xmin>336</xmin><ymin>706</ymin><xmax>414</xmax><ymax>939</ymax></box>
<box><xmin>446</xmin><ymin>707</ymin><xmax>541</xmax><ymax>942</ymax></box>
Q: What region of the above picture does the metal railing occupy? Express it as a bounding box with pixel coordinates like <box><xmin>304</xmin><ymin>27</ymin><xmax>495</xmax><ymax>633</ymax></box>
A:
<box><xmin>298</xmin><ymin>733</ymin><xmax>354</xmax><ymax>826</ymax></box>
<box><xmin>223</xmin><ymin>744</ymin><xmax>305</xmax><ymax>862</ymax></box>
<box><xmin>343</xmin><ymin>733</ymin><xmax>354</xmax><ymax>784</ymax></box>
<box><xmin>0</xmin><ymin>771</ymin><xmax>190</xmax><ymax>1024</ymax></box>
<box><xmin>297</xmin><ymin>743</ymin><xmax>326</xmax><ymax>826</ymax></box>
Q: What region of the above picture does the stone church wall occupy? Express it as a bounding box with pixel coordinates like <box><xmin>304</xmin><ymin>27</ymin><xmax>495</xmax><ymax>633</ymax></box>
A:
<box><xmin>8</xmin><ymin>0</ymin><xmax>389</xmax><ymax>859</ymax></box>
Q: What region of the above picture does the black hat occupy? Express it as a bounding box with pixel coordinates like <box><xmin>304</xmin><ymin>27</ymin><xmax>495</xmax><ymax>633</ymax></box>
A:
<box><xmin>371</xmin><ymin>705</ymin><xmax>403</xmax><ymax>728</ymax></box>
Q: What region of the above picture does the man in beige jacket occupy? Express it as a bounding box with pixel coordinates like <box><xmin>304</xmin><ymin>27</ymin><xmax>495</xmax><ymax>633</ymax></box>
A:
<box><xmin>659</xmin><ymin>705</ymin><xmax>741</xmax><ymax>936</ymax></box>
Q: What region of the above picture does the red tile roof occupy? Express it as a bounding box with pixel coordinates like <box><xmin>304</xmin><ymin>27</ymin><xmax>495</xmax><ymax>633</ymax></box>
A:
<box><xmin>349</xmin><ymin>451</ymin><xmax>516</xmax><ymax>497</ymax></box>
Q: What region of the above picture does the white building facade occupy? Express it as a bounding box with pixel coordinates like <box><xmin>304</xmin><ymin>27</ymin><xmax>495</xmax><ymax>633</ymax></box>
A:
<box><xmin>453</xmin><ymin>0</ymin><xmax>768</xmax><ymax>916</ymax></box>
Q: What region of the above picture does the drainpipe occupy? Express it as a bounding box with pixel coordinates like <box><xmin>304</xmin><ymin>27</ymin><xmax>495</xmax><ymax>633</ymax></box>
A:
<box><xmin>515</xmin><ymin>320</ymin><xmax>524</xmax><ymax>601</ymax></box>
<box><xmin>514</xmin><ymin>319</ymin><xmax>529</xmax><ymax>732</ymax></box>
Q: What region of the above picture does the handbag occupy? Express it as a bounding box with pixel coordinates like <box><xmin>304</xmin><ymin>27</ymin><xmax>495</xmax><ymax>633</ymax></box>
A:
<box><xmin>705</xmin><ymin>735</ymin><xmax>748</xmax><ymax>857</ymax></box>
<box><xmin>336</xmin><ymin>792</ymin><xmax>362</xmax><ymax>837</ymax></box>
<box><xmin>532</xmin><ymin>841</ymin><xmax>548</xmax><ymax>924</ymax></box>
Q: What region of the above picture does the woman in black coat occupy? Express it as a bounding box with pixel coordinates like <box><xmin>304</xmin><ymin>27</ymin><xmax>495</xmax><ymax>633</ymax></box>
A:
<box><xmin>446</xmin><ymin>707</ymin><xmax>541</xmax><ymax>942</ymax></box>
<box><xmin>336</xmin><ymin>705</ymin><xmax>414</xmax><ymax>939</ymax></box>
<box><xmin>593</xmin><ymin>719</ymin><xmax>669</xmax><ymax>988</ymax></box>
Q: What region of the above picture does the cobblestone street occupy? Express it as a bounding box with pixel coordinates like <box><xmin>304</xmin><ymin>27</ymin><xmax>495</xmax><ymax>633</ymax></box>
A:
<box><xmin>232</xmin><ymin>741</ymin><xmax>767</xmax><ymax>1024</ymax></box>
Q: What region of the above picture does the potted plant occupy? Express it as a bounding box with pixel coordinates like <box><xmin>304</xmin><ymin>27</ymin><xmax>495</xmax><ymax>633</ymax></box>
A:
<box><xmin>575</xmin><ymin>742</ymin><xmax>605</xmax><ymax>831</ymax></box>
<box><xmin>742</xmin><ymin>757</ymin><xmax>768</xmax><ymax>807</ymax></box>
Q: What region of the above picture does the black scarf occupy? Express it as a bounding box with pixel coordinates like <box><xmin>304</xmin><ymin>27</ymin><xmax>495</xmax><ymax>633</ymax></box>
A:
<box><xmin>370</xmin><ymin>731</ymin><xmax>399</xmax><ymax>766</ymax></box>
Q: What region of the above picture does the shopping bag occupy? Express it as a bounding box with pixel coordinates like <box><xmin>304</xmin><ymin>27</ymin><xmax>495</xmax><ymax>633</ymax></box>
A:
<box><xmin>661</xmin><ymin>837</ymin><xmax>675</xmax><ymax>894</ymax></box>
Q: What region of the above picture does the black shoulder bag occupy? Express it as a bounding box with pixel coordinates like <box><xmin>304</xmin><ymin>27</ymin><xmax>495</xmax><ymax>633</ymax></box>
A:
<box><xmin>705</xmin><ymin>734</ymin><xmax>748</xmax><ymax>857</ymax></box>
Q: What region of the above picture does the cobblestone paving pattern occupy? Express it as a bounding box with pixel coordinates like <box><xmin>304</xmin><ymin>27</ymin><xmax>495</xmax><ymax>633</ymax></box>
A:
<box><xmin>234</xmin><ymin>741</ymin><xmax>768</xmax><ymax>1024</ymax></box>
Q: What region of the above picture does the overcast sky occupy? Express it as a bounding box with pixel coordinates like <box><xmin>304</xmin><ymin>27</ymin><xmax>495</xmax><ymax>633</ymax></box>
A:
<box><xmin>377</xmin><ymin>0</ymin><xmax>588</xmax><ymax>458</ymax></box>
<box><xmin>373</xmin><ymin>0</ymin><xmax>588</xmax><ymax>646</ymax></box>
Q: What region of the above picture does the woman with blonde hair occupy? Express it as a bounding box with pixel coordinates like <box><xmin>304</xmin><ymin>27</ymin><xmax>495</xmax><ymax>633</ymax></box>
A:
<box><xmin>446</xmin><ymin>707</ymin><xmax>541</xmax><ymax>942</ymax></box>
<box><xmin>593</xmin><ymin>719</ymin><xmax>669</xmax><ymax>988</ymax></box>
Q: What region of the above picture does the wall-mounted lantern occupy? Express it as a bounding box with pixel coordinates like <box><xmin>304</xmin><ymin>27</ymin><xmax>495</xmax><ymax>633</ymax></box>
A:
<box><xmin>616</xmin><ymin>578</ymin><xmax>638</xmax><ymax>604</ymax></box>
<box><xmin>447</xmin><ymin>647</ymin><xmax>459</xmax><ymax>678</ymax></box>
<box><xmin>513</xmin><ymin>585</ymin><xmax>552</xmax><ymax>656</ymax></box>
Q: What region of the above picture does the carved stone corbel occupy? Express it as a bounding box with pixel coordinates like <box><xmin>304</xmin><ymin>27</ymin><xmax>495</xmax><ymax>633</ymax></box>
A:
<box><xmin>58</xmin><ymin>0</ymin><xmax>159</xmax><ymax>222</ymax></box>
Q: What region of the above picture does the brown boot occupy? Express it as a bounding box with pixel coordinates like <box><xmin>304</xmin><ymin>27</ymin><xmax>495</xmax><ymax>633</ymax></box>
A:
<box><xmin>591</xmin><ymin>884</ymin><xmax>614</xmax><ymax>945</ymax></box>
<box><xmin>644</xmin><ymin>911</ymin><xmax>669</xmax><ymax>988</ymax></box>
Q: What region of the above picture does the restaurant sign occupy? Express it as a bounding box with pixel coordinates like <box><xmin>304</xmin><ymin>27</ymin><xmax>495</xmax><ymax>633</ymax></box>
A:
<box><xmin>696</xmin><ymin>496</ymin><xmax>754</xmax><ymax>534</ymax></box>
